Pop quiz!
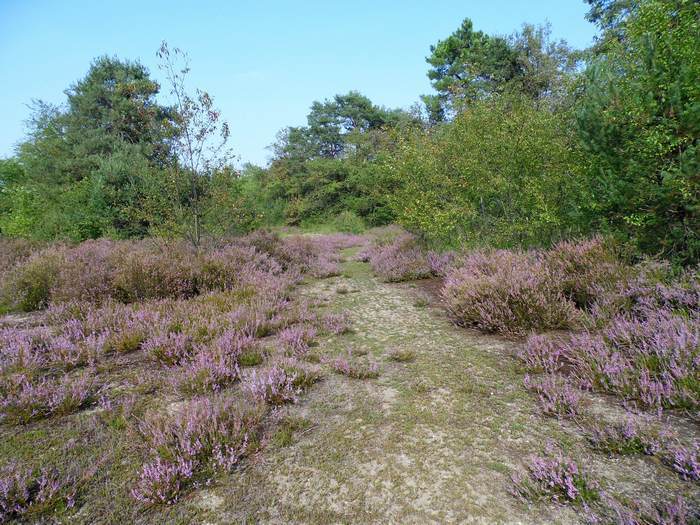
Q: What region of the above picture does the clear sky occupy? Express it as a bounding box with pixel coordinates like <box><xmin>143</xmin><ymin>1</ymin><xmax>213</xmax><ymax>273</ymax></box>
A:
<box><xmin>0</xmin><ymin>0</ymin><xmax>598</xmax><ymax>167</ymax></box>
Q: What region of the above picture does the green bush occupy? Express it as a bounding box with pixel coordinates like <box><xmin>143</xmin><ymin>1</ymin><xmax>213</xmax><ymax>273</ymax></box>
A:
<box><xmin>385</xmin><ymin>94</ymin><xmax>587</xmax><ymax>249</ymax></box>
<box><xmin>576</xmin><ymin>0</ymin><xmax>700</xmax><ymax>263</ymax></box>
<box><xmin>332</xmin><ymin>211</ymin><xmax>366</xmax><ymax>233</ymax></box>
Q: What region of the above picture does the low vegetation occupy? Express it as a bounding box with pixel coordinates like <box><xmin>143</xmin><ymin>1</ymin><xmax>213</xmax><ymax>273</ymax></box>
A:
<box><xmin>1</xmin><ymin>0</ymin><xmax>698</xmax><ymax>521</ymax></box>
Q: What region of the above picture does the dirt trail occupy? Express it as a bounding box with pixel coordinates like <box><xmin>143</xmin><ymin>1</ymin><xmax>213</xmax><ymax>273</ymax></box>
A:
<box><xmin>188</xmin><ymin>252</ymin><xmax>691</xmax><ymax>525</ymax></box>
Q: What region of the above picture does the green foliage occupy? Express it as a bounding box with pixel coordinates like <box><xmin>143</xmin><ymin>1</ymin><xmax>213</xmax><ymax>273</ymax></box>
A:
<box><xmin>422</xmin><ymin>19</ymin><xmax>578</xmax><ymax>117</ymax></box>
<box><xmin>332</xmin><ymin>211</ymin><xmax>366</xmax><ymax>233</ymax></box>
<box><xmin>1</xmin><ymin>57</ymin><xmax>178</xmax><ymax>240</ymax></box>
<box><xmin>577</xmin><ymin>0</ymin><xmax>700</xmax><ymax>263</ymax></box>
<box><xmin>251</xmin><ymin>91</ymin><xmax>415</xmax><ymax>227</ymax></box>
<box><xmin>386</xmin><ymin>94</ymin><xmax>587</xmax><ymax>248</ymax></box>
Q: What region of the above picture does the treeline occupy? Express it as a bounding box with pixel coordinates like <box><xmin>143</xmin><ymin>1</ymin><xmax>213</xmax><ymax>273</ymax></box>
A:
<box><xmin>1</xmin><ymin>0</ymin><xmax>698</xmax><ymax>263</ymax></box>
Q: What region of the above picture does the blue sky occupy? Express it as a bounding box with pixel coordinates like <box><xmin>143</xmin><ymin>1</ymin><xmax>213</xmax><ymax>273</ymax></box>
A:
<box><xmin>0</xmin><ymin>1</ymin><xmax>598</xmax><ymax>166</ymax></box>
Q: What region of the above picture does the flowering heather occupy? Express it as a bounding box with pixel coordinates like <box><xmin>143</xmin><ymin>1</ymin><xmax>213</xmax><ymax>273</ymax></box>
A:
<box><xmin>511</xmin><ymin>444</ymin><xmax>598</xmax><ymax>505</ymax></box>
<box><xmin>328</xmin><ymin>355</ymin><xmax>380</xmax><ymax>379</ymax></box>
<box><xmin>0</xmin><ymin>327</ymin><xmax>52</xmax><ymax>373</ymax></box>
<box><xmin>598</xmin><ymin>493</ymin><xmax>694</xmax><ymax>525</ymax></box>
<box><xmin>0</xmin><ymin>463</ymin><xmax>74</xmax><ymax>522</ymax></box>
<box><xmin>443</xmin><ymin>250</ymin><xmax>578</xmax><ymax>336</ymax></box>
<box><xmin>0</xmin><ymin>373</ymin><xmax>95</xmax><ymax>425</ymax></box>
<box><xmin>133</xmin><ymin>397</ymin><xmax>265</xmax><ymax>504</ymax></box>
<box><xmin>143</xmin><ymin>332</ymin><xmax>194</xmax><ymax>366</ymax></box>
<box><xmin>586</xmin><ymin>417</ymin><xmax>668</xmax><ymax>455</ymax></box>
<box><xmin>278</xmin><ymin>325</ymin><xmax>317</xmax><ymax>356</ymax></box>
<box><xmin>544</xmin><ymin>236</ymin><xmax>626</xmax><ymax>309</ymax></box>
<box><xmin>664</xmin><ymin>441</ymin><xmax>700</xmax><ymax>481</ymax></box>
<box><xmin>321</xmin><ymin>312</ymin><xmax>352</xmax><ymax>335</ymax></box>
<box><xmin>590</xmin><ymin>263</ymin><xmax>700</xmax><ymax>326</ymax></box>
<box><xmin>170</xmin><ymin>331</ymin><xmax>253</xmax><ymax>395</ymax></box>
<box><xmin>426</xmin><ymin>250</ymin><xmax>456</xmax><ymax>277</ymax></box>
<box><xmin>243</xmin><ymin>365</ymin><xmax>299</xmax><ymax>405</ymax></box>
<box><xmin>276</xmin><ymin>357</ymin><xmax>322</xmax><ymax>390</ymax></box>
<box><xmin>523</xmin><ymin>374</ymin><xmax>582</xmax><ymax>419</ymax></box>
<box><xmin>0</xmin><ymin>238</ymin><xmax>41</xmax><ymax>279</ymax></box>
<box><xmin>131</xmin><ymin>457</ymin><xmax>194</xmax><ymax>505</ymax></box>
<box><xmin>0</xmin><ymin>247</ymin><xmax>63</xmax><ymax>312</ymax></box>
<box><xmin>365</xmin><ymin>233</ymin><xmax>432</xmax><ymax>282</ymax></box>
<box><xmin>566</xmin><ymin>307</ymin><xmax>699</xmax><ymax>410</ymax></box>
<box><xmin>0</xmin><ymin>231</ymin><xmax>336</xmax><ymax>313</ymax></box>
<box><xmin>171</xmin><ymin>348</ymin><xmax>240</xmax><ymax>395</ymax></box>
<box><xmin>519</xmin><ymin>334</ymin><xmax>568</xmax><ymax>374</ymax></box>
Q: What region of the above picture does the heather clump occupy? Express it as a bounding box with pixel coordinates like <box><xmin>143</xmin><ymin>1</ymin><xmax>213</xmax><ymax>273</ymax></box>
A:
<box><xmin>0</xmin><ymin>238</ymin><xmax>42</xmax><ymax>279</ymax></box>
<box><xmin>320</xmin><ymin>311</ymin><xmax>352</xmax><ymax>335</ymax></box>
<box><xmin>132</xmin><ymin>397</ymin><xmax>264</xmax><ymax>504</ymax></box>
<box><xmin>0</xmin><ymin>233</ymin><xmax>335</xmax><ymax>313</ymax></box>
<box><xmin>442</xmin><ymin>250</ymin><xmax>578</xmax><ymax>336</ymax></box>
<box><xmin>0</xmin><ymin>247</ymin><xmax>63</xmax><ymax>312</ymax></box>
<box><xmin>589</xmin><ymin>263</ymin><xmax>700</xmax><ymax>326</ymax></box>
<box><xmin>243</xmin><ymin>364</ymin><xmax>300</xmax><ymax>405</ymax></box>
<box><xmin>170</xmin><ymin>331</ymin><xmax>254</xmax><ymax>394</ymax></box>
<box><xmin>544</xmin><ymin>236</ymin><xmax>627</xmax><ymax>309</ymax></box>
<box><xmin>426</xmin><ymin>250</ymin><xmax>456</xmax><ymax>277</ymax></box>
<box><xmin>595</xmin><ymin>494</ymin><xmax>694</xmax><ymax>525</ymax></box>
<box><xmin>519</xmin><ymin>334</ymin><xmax>568</xmax><ymax>374</ymax></box>
<box><xmin>278</xmin><ymin>325</ymin><xmax>317</xmax><ymax>356</ymax></box>
<box><xmin>363</xmin><ymin>232</ymin><xmax>432</xmax><ymax>282</ymax></box>
<box><xmin>328</xmin><ymin>355</ymin><xmax>380</xmax><ymax>379</ymax></box>
<box><xmin>664</xmin><ymin>441</ymin><xmax>700</xmax><ymax>481</ymax></box>
<box><xmin>0</xmin><ymin>462</ymin><xmax>75</xmax><ymax>522</ymax></box>
<box><xmin>566</xmin><ymin>307</ymin><xmax>699</xmax><ymax>410</ymax></box>
<box><xmin>586</xmin><ymin>417</ymin><xmax>668</xmax><ymax>455</ymax></box>
<box><xmin>241</xmin><ymin>230</ymin><xmax>346</xmax><ymax>279</ymax></box>
<box><xmin>511</xmin><ymin>443</ymin><xmax>599</xmax><ymax>505</ymax></box>
<box><xmin>276</xmin><ymin>357</ymin><xmax>322</xmax><ymax>390</ymax></box>
<box><xmin>523</xmin><ymin>374</ymin><xmax>582</xmax><ymax>419</ymax></box>
<box><xmin>0</xmin><ymin>373</ymin><xmax>95</xmax><ymax>425</ymax></box>
<box><xmin>171</xmin><ymin>348</ymin><xmax>239</xmax><ymax>395</ymax></box>
<box><xmin>143</xmin><ymin>332</ymin><xmax>194</xmax><ymax>366</ymax></box>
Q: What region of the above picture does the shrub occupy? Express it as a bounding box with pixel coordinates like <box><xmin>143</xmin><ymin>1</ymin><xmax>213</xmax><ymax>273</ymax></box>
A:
<box><xmin>131</xmin><ymin>457</ymin><xmax>193</xmax><ymax>505</ymax></box>
<box><xmin>321</xmin><ymin>312</ymin><xmax>352</xmax><ymax>335</ymax></box>
<box><xmin>278</xmin><ymin>325</ymin><xmax>317</xmax><ymax>356</ymax></box>
<box><xmin>143</xmin><ymin>333</ymin><xmax>194</xmax><ymax>366</ymax></box>
<box><xmin>0</xmin><ymin>463</ymin><xmax>75</xmax><ymax>521</ymax></box>
<box><xmin>0</xmin><ymin>373</ymin><xmax>95</xmax><ymax>425</ymax></box>
<box><xmin>0</xmin><ymin>248</ymin><xmax>63</xmax><ymax>311</ymax></box>
<box><xmin>329</xmin><ymin>355</ymin><xmax>380</xmax><ymax>379</ymax></box>
<box><xmin>132</xmin><ymin>397</ymin><xmax>264</xmax><ymax>504</ymax></box>
<box><xmin>511</xmin><ymin>443</ymin><xmax>599</xmax><ymax>505</ymax></box>
<box><xmin>426</xmin><ymin>250</ymin><xmax>456</xmax><ymax>277</ymax></box>
<box><xmin>544</xmin><ymin>236</ymin><xmax>627</xmax><ymax>309</ymax></box>
<box><xmin>586</xmin><ymin>417</ymin><xmax>668</xmax><ymax>456</ymax></box>
<box><xmin>664</xmin><ymin>442</ymin><xmax>700</xmax><ymax>482</ymax></box>
<box><xmin>524</xmin><ymin>374</ymin><xmax>582</xmax><ymax>419</ymax></box>
<box><xmin>519</xmin><ymin>335</ymin><xmax>567</xmax><ymax>374</ymax></box>
<box><xmin>276</xmin><ymin>357</ymin><xmax>322</xmax><ymax>390</ymax></box>
<box><xmin>595</xmin><ymin>494</ymin><xmax>693</xmax><ymax>525</ymax></box>
<box><xmin>567</xmin><ymin>307</ymin><xmax>699</xmax><ymax>410</ymax></box>
<box><xmin>366</xmin><ymin>233</ymin><xmax>431</xmax><ymax>282</ymax></box>
<box><xmin>442</xmin><ymin>250</ymin><xmax>578</xmax><ymax>336</ymax></box>
<box><xmin>172</xmin><ymin>350</ymin><xmax>239</xmax><ymax>395</ymax></box>
<box><xmin>243</xmin><ymin>365</ymin><xmax>299</xmax><ymax>405</ymax></box>
<box><xmin>0</xmin><ymin>238</ymin><xmax>42</xmax><ymax>279</ymax></box>
<box><xmin>332</xmin><ymin>211</ymin><xmax>366</xmax><ymax>234</ymax></box>
<box><xmin>0</xmin><ymin>234</ymin><xmax>319</xmax><ymax>312</ymax></box>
